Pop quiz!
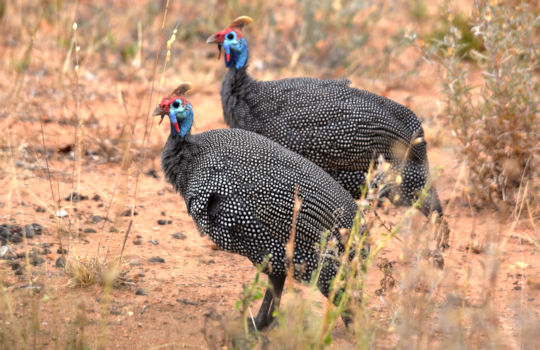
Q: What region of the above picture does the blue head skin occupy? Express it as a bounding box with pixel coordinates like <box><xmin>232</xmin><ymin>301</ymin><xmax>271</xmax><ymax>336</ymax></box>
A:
<box><xmin>168</xmin><ymin>99</ymin><xmax>194</xmax><ymax>138</ymax></box>
<box><xmin>222</xmin><ymin>32</ymin><xmax>248</xmax><ymax>69</ymax></box>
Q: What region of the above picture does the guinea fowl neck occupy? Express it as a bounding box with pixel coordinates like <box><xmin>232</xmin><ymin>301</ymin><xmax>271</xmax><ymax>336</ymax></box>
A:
<box><xmin>161</xmin><ymin>133</ymin><xmax>198</xmax><ymax>195</ymax></box>
<box><xmin>221</xmin><ymin>65</ymin><xmax>256</xmax><ymax>129</ymax></box>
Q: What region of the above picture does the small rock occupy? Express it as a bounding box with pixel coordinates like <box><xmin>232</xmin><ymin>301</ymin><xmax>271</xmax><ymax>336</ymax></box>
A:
<box><xmin>109</xmin><ymin>227</ymin><xmax>118</xmax><ymax>233</ymax></box>
<box><xmin>10</xmin><ymin>261</ymin><xmax>21</xmax><ymax>270</ymax></box>
<box><xmin>514</xmin><ymin>285</ymin><xmax>522</xmax><ymax>291</ymax></box>
<box><xmin>0</xmin><ymin>245</ymin><xmax>16</xmax><ymax>259</ymax></box>
<box><xmin>207</xmin><ymin>259</ymin><xmax>215</xmax><ymax>264</ymax></box>
<box><xmin>121</xmin><ymin>209</ymin><xmax>138</xmax><ymax>217</ymax></box>
<box><xmin>145</xmin><ymin>169</ymin><xmax>159</xmax><ymax>179</ymax></box>
<box><xmin>171</xmin><ymin>232</ymin><xmax>187</xmax><ymax>240</ymax></box>
<box><xmin>149</xmin><ymin>240</ymin><xmax>159</xmax><ymax>245</ymax></box>
<box><xmin>56</xmin><ymin>209</ymin><xmax>68</xmax><ymax>218</ymax></box>
<box><xmin>84</xmin><ymin>228</ymin><xmax>97</xmax><ymax>233</ymax></box>
<box><xmin>161</xmin><ymin>211</ymin><xmax>166</xmax><ymax>216</ymax></box>
<box><xmin>15</xmin><ymin>268</ymin><xmax>24</xmax><ymax>275</ymax></box>
<box><xmin>92</xmin><ymin>194</ymin><xmax>101</xmax><ymax>201</ymax></box>
<box><xmin>157</xmin><ymin>219</ymin><xmax>167</xmax><ymax>226</ymax></box>
<box><xmin>135</xmin><ymin>289</ymin><xmax>147</xmax><ymax>296</ymax></box>
<box><xmin>149</xmin><ymin>256</ymin><xmax>165</xmax><ymax>263</ymax></box>
<box><xmin>132</xmin><ymin>239</ymin><xmax>142</xmax><ymax>245</ymax></box>
<box><xmin>35</xmin><ymin>206</ymin><xmax>46</xmax><ymax>213</ymax></box>
<box><xmin>167</xmin><ymin>220</ymin><xmax>172</xmax><ymax>224</ymax></box>
<box><xmin>177</xmin><ymin>298</ymin><xmax>198</xmax><ymax>306</ymax></box>
<box><xmin>88</xmin><ymin>215</ymin><xmax>105</xmax><ymax>223</ymax></box>
<box><xmin>24</xmin><ymin>223</ymin><xmax>43</xmax><ymax>238</ymax></box>
<box><xmin>40</xmin><ymin>243</ymin><xmax>51</xmax><ymax>248</ymax></box>
<box><xmin>56</xmin><ymin>248</ymin><xmax>67</xmax><ymax>254</ymax></box>
<box><xmin>55</xmin><ymin>256</ymin><xmax>66</xmax><ymax>268</ymax></box>
<box><xmin>10</xmin><ymin>235</ymin><xmax>22</xmax><ymax>244</ymax></box>
<box><xmin>65</xmin><ymin>192</ymin><xmax>88</xmax><ymax>202</ymax></box>
<box><xmin>41</xmin><ymin>248</ymin><xmax>52</xmax><ymax>255</ymax></box>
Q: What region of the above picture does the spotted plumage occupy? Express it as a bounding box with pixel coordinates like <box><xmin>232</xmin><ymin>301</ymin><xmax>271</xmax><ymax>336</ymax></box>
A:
<box><xmin>155</xmin><ymin>84</ymin><xmax>363</xmax><ymax>329</ymax></box>
<box><xmin>208</xmin><ymin>17</ymin><xmax>449</xmax><ymax>248</ymax></box>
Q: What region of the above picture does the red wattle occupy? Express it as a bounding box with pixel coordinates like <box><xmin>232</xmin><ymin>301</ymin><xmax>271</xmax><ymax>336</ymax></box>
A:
<box><xmin>226</xmin><ymin>53</ymin><xmax>230</xmax><ymax>62</ymax></box>
<box><xmin>174</xmin><ymin>122</ymin><xmax>180</xmax><ymax>133</ymax></box>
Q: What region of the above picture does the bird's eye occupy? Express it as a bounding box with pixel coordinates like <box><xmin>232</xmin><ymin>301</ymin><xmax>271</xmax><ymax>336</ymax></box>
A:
<box><xmin>172</xmin><ymin>101</ymin><xmax>180</xmax><ymax>109</ymax></box>
<box><xmin>227</xmin><ymin>33</ymin><xmax>235</xmax><ymax>40</ymax></box>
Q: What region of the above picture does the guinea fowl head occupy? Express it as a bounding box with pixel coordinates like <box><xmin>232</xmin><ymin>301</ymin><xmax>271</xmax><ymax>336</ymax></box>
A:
<box><xmin>206</xmin><ymin>16</ymin><xmax>252</xmax><ymax>69</ymax></box>
<box><xmin>153</xmin><ymin>82</ymin><xmax>194</xmax><ymax>138</ymax></box>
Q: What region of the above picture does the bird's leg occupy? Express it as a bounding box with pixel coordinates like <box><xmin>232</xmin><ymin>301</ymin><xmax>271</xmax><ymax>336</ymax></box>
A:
<box><xmin>251</xmin><ymin>274</ymin><xmax>286</xmax><ymax>331</ymax></box>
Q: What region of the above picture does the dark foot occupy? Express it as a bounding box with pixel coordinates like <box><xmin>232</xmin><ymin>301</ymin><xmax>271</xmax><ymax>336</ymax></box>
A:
<box><xmin>249</xmin><ymin>275</ymin><xmax>285</xmax><ymax>331</ymax></box>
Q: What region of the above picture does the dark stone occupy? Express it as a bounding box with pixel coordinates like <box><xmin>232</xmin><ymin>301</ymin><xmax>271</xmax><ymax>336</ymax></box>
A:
<box><xmin>55</xmin><ymin>256</ymin><xmax>66</xmax><ymax>268</ymax></box>
<box><xmin>89</xmin><ymin>215</ymin><xmax>106</xmax><ymax>224</ymax></box>
<box><xmin>207</xmin><ymin>259</ymin><xmax>215</xmax><ymax>264</ymax></box>
<box><xmin>41</xmin><ymin>248</ymin><xmax>52</xmax><ymax>255</ymax></box>
<box><xmin>167</xmin><ymin>220</ymin><xmax>172</xmax><ymax>224</ymax></box>
<box><xmin>171</xmin><ymin>232</ymin><xmax>187</xmax><ymax>240</ymax></box>
<box><xmin>121</xmin><ymin>209</ymin><xmax>138</xmax><ymax>216</ymax></box>
<box><xmin>145</xmin><ymin>169</ymin><xmax>159</xmax><ymax>179</ymax></box>
<box><xmin>35</xmin><ymin>206</ymin><xmax>46</xmax><ymax>213</ymax></box>
<box><xmin>132</xmin><ymin>239</ymin><xmax>142</xmax><ymax>245</ymax></box>
<box><xmin>84</xmin><ymin>228</ymin><xmax>97</xmax><ymax>233</ymax></box>
<box><xmin>138</xmin><ymin>273</ymin><xmax>145</xmax><ymax>277</ymax></box>
<box><xmin>514</xmin><ymin>285</ymin><xmax>522</xmax><ymax>291</ymax></box>
<box><xmin>109</xmin><ymin>227</ymin><xmax>118</xmax><ymax>233</ymax></box>
<box><xmin>149</xmin><ymin>256</ymin><xmax>165</xmax><ymax>263</ymax></box>
<box><xmin>40</xmin><ymin>243</ymin><xmax>51</xmax><ymax>248</ymax></box>
<box><xmin>161</xmin><ymin>211</ymin><xmax>166</xmax><ymax>216</ymax></box>
<box><xmin>177</xmin><ymin>298</ymin><xmax>199</xmax><ymax>306</ymax></box>
<box><xmin>149</xmin><ymin>240</ymin><xmax>159</xmax><ymax>245</ymax></box>
<box><xmin>10</xmin><ymin>235</ymin><xmax>22</xmax><ymax>244</ymax></box>
<box><xmin>157</xmin><ymin>219</ymin><xmax>167</xmax><ymax>225</ymax></box>
<box><xmin>14</xmin><ymin>268</ymin><xmax>24</xmax><ymax>275</ymax></box>
<box><xmin>10</xmin><ymin>262</ymin><xmax>21</xmax><ymax>270</ymax></box>
<box><xmin>65</xmin><ymin>192</ymin><xmax>88</xmax><ymax>202</ymax></box>
<box><xmin>24</xmin><ymin>223</ymin><xmax>43</xmax><ymax>238</ymax></box>
<box><xmin>92</xmin><ymin>194</ymin><xmax>101</xmax><ymax>201</ymax></box>
<box><xmin>135</xmin><ymin>288</ymin><xmax>147</xmax><ymax>296</ymax></box>
<box><xmin>57</xmin><ymin>248</ymin><xmax>67</xmax><ymax>254</ymax></box>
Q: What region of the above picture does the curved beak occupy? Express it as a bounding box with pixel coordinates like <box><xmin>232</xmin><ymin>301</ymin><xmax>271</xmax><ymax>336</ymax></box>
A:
<box><xmin>206</xmin><ymin>33</ymin><xmax>220</xmax><ymax>44</ymax></box>
<box><xmin>153</xmin><ymin>105</ymin><xmax>167</xmax><ymax>117</ymax></box>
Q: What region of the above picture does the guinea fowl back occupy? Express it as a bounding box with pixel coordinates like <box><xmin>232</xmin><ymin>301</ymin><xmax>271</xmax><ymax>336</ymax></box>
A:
<box><xmin>208</xmin><ymin>17</ymin><xmax>450</xmax><ymax>249</ymax></box>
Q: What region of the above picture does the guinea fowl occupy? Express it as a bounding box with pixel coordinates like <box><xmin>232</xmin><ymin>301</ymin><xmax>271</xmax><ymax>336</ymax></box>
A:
<box><xmin>207</xmin><ymin>16</ymin><xmax>450</xmax><ymax>248</ymax></box>
<box><xmin>154</xmin><ymin>83</ymin><xmax>364</xmax><ymax>330</ymax></box>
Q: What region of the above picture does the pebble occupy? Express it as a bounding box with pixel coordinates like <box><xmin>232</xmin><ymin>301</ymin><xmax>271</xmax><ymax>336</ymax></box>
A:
<box><xmin>65</xmin><ymin>192</ymin><xmax>88</xmax><ymax>202</ymax></box>
<box><xmin>121</xmin><ymin>209</ymin><xmax>138</xmax><ymax>217</ymax></box>
<box><xmin>145</xmin><ymin>169</ymin><xmax>159</xmax><ymax>179</ymax></box>
<box><xmin>132</xmin><ymin>239</ymin><xmax>142</xmax><ymax>245</ymax></box>
<box><xmin>55</xmin><ymin>256</ymin><xmax>66</xmax><ymax>268</ymax></box>
<box><xmin>84</xmin><ymin>228</ymin><xmax>97</xmax><ymax>233</ymax></box>
<box><xmin>92</xmin><ymin>194</ymin><xmax>101</xmax><ymax>201</ymax></box>
<box><xmin>135</xmin><ymin>289</ymin><xmax>147</xmax><ymax>296</ymax></box>
<box><xmin>56</xmin><ymin>209</ymin><xmax>68</xmax><ymax>218</ymax></box>
<box><xmin>149</xmin><ymin>240</ymin><xmax>159</xmax><ymax>245</ymax></box>
<box><xmin>0</xmin><ymin>245</ymin><xmax>16</xmax><ymax>259</ymax></box>
<box><xmin>57</xmin><ymin>248</ymin><xmax>68</xmax><ymax>254</ymax></box>
<box><xmin>157</xmin><ymin>219</ymin><xmax>167</xmax><ymax>225</ymax></box>
<box><xmin>148</xmin><ymin>256</ymin><xmax>165</xmax><ymax>263</ymax></box>
<box><xmin>172</xmin><ymin>232</ymin><xmax>186</xmax><ymax>240</ymax></box>
<box><xmin>35</xmin><ymin>206</ymin><xmax>46</xmax><ymax>213</ymax></box>
<box><xmin>177</xmin><ymin>298</ymin><xmax>199</xmax><ymax>306</ymax></box>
